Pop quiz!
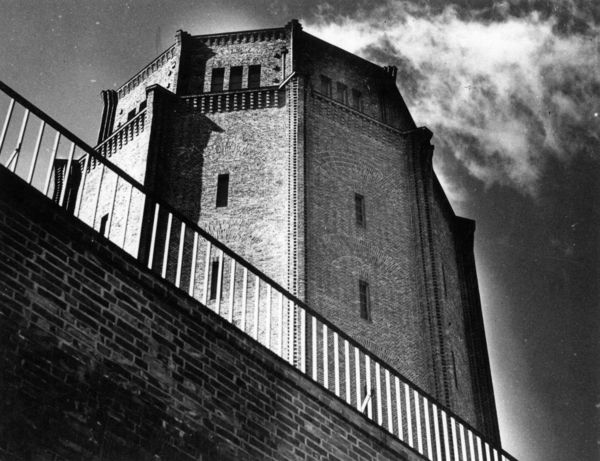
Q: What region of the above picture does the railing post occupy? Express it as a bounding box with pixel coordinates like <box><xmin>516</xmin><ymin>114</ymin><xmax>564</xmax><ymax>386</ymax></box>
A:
<box><xmin>468</xmin><ymin>429</ymin><xmax>476</xmax><ymax>461</ymax></box>
<box><xmin>253</xmin><ymin>275</ymin><xmax>260</xmax><ymax>340</ymax></box>
<box><xmin>188</xmin><ymin>232</ymin><xmax>199</xmax><ymax>297</ymax></box>
<box><xmin>265</xmin><ymin>284</ymin><xmax>272</xmax><ymax>348</ymax></box>
<box><xmin>323</xmin><ymin>324</ymin><xmax>328</xmax><ymax>389</ymax></box>
<box><xmin>161</xmin><ymin>212</ymin><xmax>173</xmax><ymax>279</ymax></box>
<box><xmin>105</xmin><ymin>173</ymin><xmax>119</xmax><ymax>238</ymax></box>
<box><xmin>442</xmin><ymin>410</ymin><xmax>451</xmax><ymax>461</ymax></box>
<box><xmin>299</xmin><ymin>307</ymin><xmax>306</xmax><ymax>372</ymax></box>
<box><xmin>0</xmin><ymin>98</ymin><xmax>15</xmax><ymax>153</ymax></box>
<box><xmin>424</xmin><ymin>398</ymin><xmax>432</xmax><ymax>459</ymax></box>
<box><xmin>7</xmin><ymin>109</ymin><xmax>29</xmax><ymax>172</ymax></box>
<box><xmin>433</xmin><ymin>403</ymin><xmax>442</xmax><ymax>461</ymax></box>
<box><xmin>405</xmin><ymin>383</ymin><xmax>413</xmax><ymax>448</ymax></box>
<box><xmin>354</xmin><ymin>347</ymin><xmax>361</xmax><ymax>410</ymax></box>
<box><xmin>201</xmin><ymin>241</ymin><xmax>212</xmax><ymax>304</ymax></box>
<box><xmin>147</xmin><ymin>203</ymin><xmax>160</xmax><ymax>269</ymax></box>
<box><xmin>452</xmin><ymin>417</ymin><xmax>460</xmax><ymax>461</ymax></box>
<box><xmin>74</xmin><ymin>154</ymin><xmax>90</xmax><ymax>219</ymax></box>
<box><xmin>277</xmin><ymin>292</ymin><xmax>284</xmax><ymax>356</ymax></box>
<box><xmin>376</xmin><ymin>362</ymin><xmax>382</xmax><ymax>425</ymax></box>
<box><xmin>58</xmin><ymin>142</ymin><xmax>76</xmax><ymax>207</ymax></box>
<box><xmin>215</xmin><ymin>249</ymin><xmax>223</xmax><ymax>314</ymax></box>
<box><xmin>43</xmin><ymin>132</ymin><xmax>60</xmax><ymax>196</ymax></box>
<box><xmin>175</xmin><ymin>221</ymin><xmax>186</xmax><ymax>288</ymax></box>
<box><xmin>119</xmin><ymin>183</ymin><xmax>133</xmax><ymax>248</ymax></box>
<box><xmin>311</xmin><ymin>316</ymin><xmax>318</xmax><ymax>381</ymax></box>
<box><xmin>477</xmin><ymin>435</ymin><xmax>484</xmax><ymax>461</ymax></box>
<box><xmin>344</xmin><ymin>340</ymin><xmax>351</xmax><ymax>404</ymax></box>
<box><xmin>414</xmin><ymin>390</ymin><xmax>423</xmax><ymax>454</ymax></box>
<box><xmin>333</xmin><ymin>331</ymin><xmax>340</xmax><ymax>397</ymax></box>
<box><xmin>91</xmin><ymin>164</ymin><xmax>105</xmax><ymax>231</ymax></box>
<box><xmin>365</xmin><ymin>355</ymin><xmax>372</xmax><ymax>419</ymax></box>
<box><xmin>241</xmin><ymin>268</ymin><xmax>248</xmax><ymax>332</ymax></box>
<box><xmin>460</xmin><ymin>423</ymin><xmax>468</xmax><ymax>461</ymax></box>
<box><xmin>228</xmin><ymin>259</ymin><xmax>236</xmax><ymax>323</ymax></box>
<box><xmin>26</xmin><ymin>120</ymin><xmax>45</xmax><ymax>184</ymax></box>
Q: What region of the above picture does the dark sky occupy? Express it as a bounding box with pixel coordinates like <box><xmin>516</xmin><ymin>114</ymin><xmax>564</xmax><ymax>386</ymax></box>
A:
<box><xmin>1</xmin><ymin>1</ymin><xmax>598</xmax><ymax>460</ymax></box>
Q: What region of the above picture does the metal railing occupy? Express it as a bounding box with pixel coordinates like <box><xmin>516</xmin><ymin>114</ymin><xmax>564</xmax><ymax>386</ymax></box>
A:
<box><xmin>0</xmin><ymin>79</ymin><xmax>516</xmax><ymax>461</ymax></box>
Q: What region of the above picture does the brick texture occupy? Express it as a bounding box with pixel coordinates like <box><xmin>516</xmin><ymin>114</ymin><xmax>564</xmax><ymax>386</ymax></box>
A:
<box><xmin>77</xmin><ymin>22</ymin><xmax>499</xmax><ymax>443</ymax></box>
<box><xmin>305</xmin><ymin>92</ymin><xmax>432</xmax><ymax>393</ymax></box>
<box><xmin>0</xmin><ymin>168</ymin><xmax>433</xmax><ymax>461</ymax></box>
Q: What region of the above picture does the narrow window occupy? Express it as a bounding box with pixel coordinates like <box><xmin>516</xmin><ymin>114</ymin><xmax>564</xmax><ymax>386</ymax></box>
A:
<box><xmin>139</xmin><ymin>100</ymin><xmax>147</xmax><ymax>111</ymax></box>
<box><xmin>248</xmin><ymin>65</ymin><xmax>261</xmax><ymax>88</ymax></box>
<box><xmin>320</xmin><ymin>75</ymin><xmax>332</xmax><ymax>97</ymax></box>
<box><xmin>216</xmin><ymin>173</ymin><xmax>230</xmax><ymax>207</ymax></box>
<box><xmin>211</xmin><ymin>68</ymin><xmax>225</xmax><ymax>92</ymax></box>
<box><xmin>355</xmin><ymin>193</ymin><xmax>366</xmax><ymax>227</ymax></box>
<box><xmin>380</xmin><ymin>93</ymin><xmax>388</xmax><ymax>123</ymax></box>
<box><xmin>452</xmin><ymin>351</ymin><xmax>459</xmax><ymax>389</ymax></box>
<box><xmin>442</xmin><ymin>264</ymin><xmax>447</xmax><ymax>298</ymax></box>
<box><xmin>99</xmin><ymin>214</ymin><xmax>109</xmax><ymax>237</ymax></box>
<box><xmin>127</xmin><ymin>108</ymin><xmax>136</xmax><ymax>121</ymax></box>
<box><xmin>336</xmin><ymin>82</ymin><xmax>348</xmax><ymax>104</ymax></box>
<box><xmin>359</xmin><ymin>280</ymin><xmax>371</xmax><ymax>320</ymax></box>
<box><xmin>351</xmin><ymin>89</ymin><xmax>362</xmax><ymax>110</ymax></box>
<box><xmin>209</xmin><ymin>259</ymin><xmax>220</xmax><ymax>300</ymax></box>
<box><xmin>229</xmin><ymin>66</ymin><xmax>243</xmax><ymax>90</ymax></box>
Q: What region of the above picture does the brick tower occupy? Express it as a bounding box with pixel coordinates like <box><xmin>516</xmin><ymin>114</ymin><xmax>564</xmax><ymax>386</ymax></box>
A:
<box><xmin>85</xmin><ymin>20</ymin><xmax>499</xmax><ymax>443</ymax></box>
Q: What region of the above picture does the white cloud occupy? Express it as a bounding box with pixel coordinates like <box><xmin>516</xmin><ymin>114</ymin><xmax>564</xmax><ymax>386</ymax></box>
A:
<box><xmin>304</xmin><ymin>2</ymin><xmax>600</xmax><ymax>195</ymax></box>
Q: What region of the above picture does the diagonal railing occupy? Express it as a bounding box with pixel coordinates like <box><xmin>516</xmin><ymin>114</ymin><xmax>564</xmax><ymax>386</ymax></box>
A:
<box><xmin>0</xmin><ymin>79</ymin><xmax>516</xmax><ymax>461</ymax></box>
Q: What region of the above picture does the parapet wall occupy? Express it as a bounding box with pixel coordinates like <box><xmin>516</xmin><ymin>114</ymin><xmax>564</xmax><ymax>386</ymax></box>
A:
<box><xmin>0</xmin><ymin>167</ymin><xmax>424</xmax><ymax>461</ymax></box>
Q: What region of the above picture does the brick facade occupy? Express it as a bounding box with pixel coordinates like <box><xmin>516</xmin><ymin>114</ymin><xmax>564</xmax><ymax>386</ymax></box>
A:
<box><xmin>81</xmin><ymin>20</ymin><xmax>499</xmax><ymax>443</ymax></box>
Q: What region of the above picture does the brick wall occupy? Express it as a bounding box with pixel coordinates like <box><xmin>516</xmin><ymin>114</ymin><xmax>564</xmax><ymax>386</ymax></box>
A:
<box><xmin>113</xmin><ymin>45</ymin><xmax>181</xmax><ymax>129</ymax></box>
<box><xmin>304</xmin><ymin>92</ymin><xmax>434</xmax><ymax>394</ymax></box>
<box><xmin>0</xmin><ymin>167</ymin><xmax>432</xmax><ymax>461</ymax></box>
<box><xmin>179</xmin><ymin>29</ymin><xmax>289</xmax><ymax>95</ymax></box>
<box><xmin>297</xmin><ymin>31</ymin><xmax>415</xmax><ymax>131</ymax></box>
<box><xmin>429</xmin><ymin>177</ymin><xmax>479</xmax><ymax>427</ymax></box>
<box><xmin>151</xmin><ymin>100</ymin><xmax>290</xmax><ymax>290</ymax></box>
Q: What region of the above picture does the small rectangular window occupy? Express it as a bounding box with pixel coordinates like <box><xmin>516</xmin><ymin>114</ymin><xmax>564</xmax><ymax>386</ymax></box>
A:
<box><xmin>351</xmin><ymin>89</ymin><xmax>362</xmax><ymax>110</ymax></box>
<box><xmin>359</xmin><ymin>280</ymin><xmax>371</xmax><ymax>321</ymax></box>
<box><xmin>248</xmin><ymin>65</ymin><xmax>261</xmax><ymax>88</ymax></box>
<box><xmin>216</xmin><ymin>173</ymin><xmax>229</xmax><ymax>207</ymax></box>
<box><xmin>380</xmin><ymin>93</ymin><xmax>388</xmax><ymax>123</ymax></box>
<box><xmin>355</xmin><ymin>193</ymin><xmax>365</xmax><ymax>227</ymax></box>
<box><xmin>99</xmin><ymin>214</ymin><xmax>109</xmax><ymax>236</ymax></box>
<box><xmin>336</xmin><ymin>82</ymin><xmax>348</xmax><ymax>104</ymax></box>
<box><xmin>320</xmin><ymin>75</ymin><xmax>332</xmax><ymax>97</ymax></box>
<box><xmin>442</xmin><ymin>264</ymin><xmax>447</xmax><ymax>298</ymax></box>
<box><xmin>209</xmin><ymin>260</ymin><xmax>220</xmax><ymax>300</ymax></box>
<box><xmin>127</xmin><ymin>109</ymin><xmax>136</xmax><ymax>121</ymax></box>
<box><xmin>229</xmin><ymin>66</ymin><xmax>243</xmax><ymax>90</ymax></box>
<box><xmin>452</xmin><ymin>351</ymin><xmax>459</xmax><ymax>389</ymax></box>
<box><xmin>139</xmin><ymin>100</ymin><xmax>147</xmax><ymax>111</ymax></box>
<box><xmin>211</xmin><ymin>68</ymin><xmax>225</xmax><ymax>92</ymax></box>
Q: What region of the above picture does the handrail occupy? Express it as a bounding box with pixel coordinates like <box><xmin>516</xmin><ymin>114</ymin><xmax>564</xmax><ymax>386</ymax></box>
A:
<box><xmin>0</xmin><ymin>79</ymin><xmax>517</xmax><ymax>461</ymax></box>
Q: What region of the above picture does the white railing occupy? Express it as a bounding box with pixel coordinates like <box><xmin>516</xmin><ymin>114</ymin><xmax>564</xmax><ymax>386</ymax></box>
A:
<box><xmin>0</xmin><ymin>79</ymin><xmax>516</xmax><ymax>461</ymax></box>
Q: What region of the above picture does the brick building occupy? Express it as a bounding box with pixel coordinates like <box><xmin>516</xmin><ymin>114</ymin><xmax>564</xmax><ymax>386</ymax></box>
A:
<box><xmin>82</xmin><ymin>20</ymin><xmax>500</xmax><ymax>442</ymax></box>
<box><xmin>0</xmin><ymin>18</ymin><xmax>507</xmax><ymax>461</ymax></box>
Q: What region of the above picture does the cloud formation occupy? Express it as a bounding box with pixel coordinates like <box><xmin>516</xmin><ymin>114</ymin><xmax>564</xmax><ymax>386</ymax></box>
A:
<box><xmin>304</xmin><ymin>0</ymin><xmax>600</xmax><ymax>196</ymax></box>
